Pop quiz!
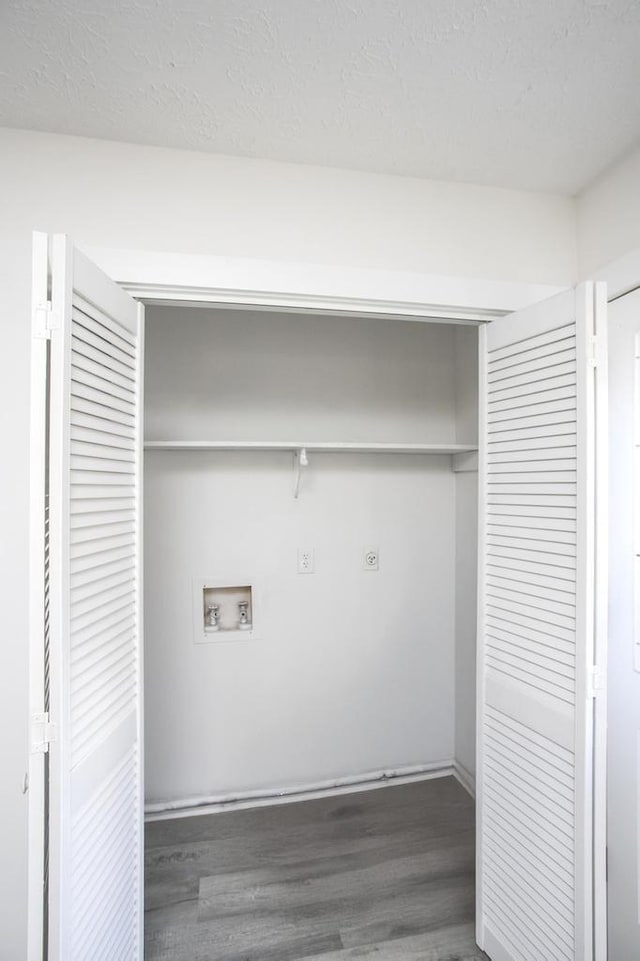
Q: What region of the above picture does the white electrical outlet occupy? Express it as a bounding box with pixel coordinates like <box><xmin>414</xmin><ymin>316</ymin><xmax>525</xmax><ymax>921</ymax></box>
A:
<box><xmin>298</xmin><ymin>548</ymin><xmax>314</xmax><ymax>573</ymax></box>
<box><xmin>364</xmin><ymin>548</ymin><xmax>379</xmax><ymax>571</ymax></box>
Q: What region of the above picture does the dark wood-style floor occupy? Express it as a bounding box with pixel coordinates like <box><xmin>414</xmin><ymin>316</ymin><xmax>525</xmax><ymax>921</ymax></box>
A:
<box><xmin>145</xmin><ymin>775</ymin><xmax>488</xmax><ymax>960</ymax></box>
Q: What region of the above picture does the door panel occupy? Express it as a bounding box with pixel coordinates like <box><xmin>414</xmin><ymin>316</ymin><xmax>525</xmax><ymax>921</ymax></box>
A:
<box><xmin>477</xmin><ymin>284</ymin><xmax>607</xmax><ymax>961</ymax></box>
<box><xmin>47</xmin><ymin>236</ymin><xmax>144</xmax><ymax>961</ymax></box>
<box><xmin>607</xmin><ymin>287</ymin><xmax>640</xmax><ymax>960</ymax></box>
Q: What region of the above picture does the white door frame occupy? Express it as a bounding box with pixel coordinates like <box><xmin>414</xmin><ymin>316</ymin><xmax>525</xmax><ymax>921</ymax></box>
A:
<box><xmin>27</xmin><ymin>239</ymin><xmax>571</xmax><ymax>958</ymax></box>
<box><xmin>28</xmin><ymin>233</ymin><xmax>51</xmax><ymax>961</ymax></box>
<box><xmin>592</xmin><ymin>246</ymin><xmax>640</xmax><ymax>961</ymax></box>
<box><xmin>81</xmin><ymin>244</ymin><xmax>566</xmax><ymax>323</ymax></box>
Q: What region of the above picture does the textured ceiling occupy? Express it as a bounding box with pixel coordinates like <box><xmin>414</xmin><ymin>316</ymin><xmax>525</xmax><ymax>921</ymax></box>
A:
<box><xmin>2</xmin><ymin>0</ymin><xmax>640</xmax><ymax>194</ymax></box>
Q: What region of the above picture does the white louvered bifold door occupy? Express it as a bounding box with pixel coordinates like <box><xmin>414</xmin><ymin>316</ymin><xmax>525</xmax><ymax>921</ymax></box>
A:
<box><xmin>47</xmin><ymin>235</ymin><xmax>144</xmax><ymax>961</ymax></box>
<box><xmin>476</xmin><ymin>284</ymin><xmax>608</xmax><ymax>961</ymax></box>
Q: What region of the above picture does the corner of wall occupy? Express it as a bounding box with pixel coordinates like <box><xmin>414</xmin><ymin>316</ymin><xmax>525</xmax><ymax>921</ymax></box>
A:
<box><xmin>576</xmin><ymin>143</ymin><xmax>640</xmax><ymax>279</ymax></box>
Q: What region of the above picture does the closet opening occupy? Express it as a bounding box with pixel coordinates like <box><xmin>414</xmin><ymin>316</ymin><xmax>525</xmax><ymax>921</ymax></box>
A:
<box><xmin>31</xmin><ymin>234</ymin><xmax>608</xmax><ymax>960</ymax></box>
<box><xmin>141</xmin><ymin>301</ymin><xmax>482</xmax><ymax>959</ymax></box>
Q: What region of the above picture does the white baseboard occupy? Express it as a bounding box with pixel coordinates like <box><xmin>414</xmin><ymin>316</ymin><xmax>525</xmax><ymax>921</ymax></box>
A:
<box><xmin>145</xmin><ymin>759</ymin><xmax>457</xmax><ymax>822</ymax></box>
<box><xmin>453</xmin><ymin>760</ymin><xmax>476</xmax><ymax>798</ymax></box>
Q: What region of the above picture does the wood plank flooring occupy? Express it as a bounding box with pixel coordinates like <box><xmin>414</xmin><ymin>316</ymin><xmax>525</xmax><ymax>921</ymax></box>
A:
<box><xmin>145</xmin><ymin>775</ymin><xmax>488</xmax><ymax>960</ymax></box>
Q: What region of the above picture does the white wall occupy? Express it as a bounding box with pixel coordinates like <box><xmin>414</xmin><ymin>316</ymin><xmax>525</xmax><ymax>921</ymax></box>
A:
<box><xmin>0</xmin><ymin>124</ymin><xmax>576</xmax><ymax>957</ymax></box>
<box><xmin>0</xmin><ymin>196</ymin><xmax>33</xmax><ymax>961</ymax></box>
<box><xmin>577</xmin><ymin>143</ymin><xmax>640</xmax><ymax>277</ymax></box>
<box><xmin>143</xmin><ymin>307</ymin><xmax>460</xmax><ymax>802</ymax></box>
<box><xmin>144</xmin><ymin>307</ymin><xmax>459</xmax><ymax>445</ymax></box>
<box><xmin>454</xmin><ymin>328</ymin><xmax>479</xmax><ymax>781</ymax></box>
<box><xmin>453</xmin><ymin>472</ymin><xmax>478</xmax><ymax>781</ymax></box>
<box><xmin>145</xmin><ymin>449</ymin><xmax>456</xmax><ymax>802</ymax></box>
<box><xmin>1</xmin><ymin>128</ymin><xmax>577</xmax><ymax>283</ymax></box>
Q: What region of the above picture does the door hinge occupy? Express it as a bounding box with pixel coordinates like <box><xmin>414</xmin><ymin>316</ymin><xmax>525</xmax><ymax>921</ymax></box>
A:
<box><xmin>588</xmin><ymin>666</ymin><xmax>604</xmax><ymax>698</ymax></box>
<box><xmin>33</xmin><ymin>301</ymin><xmax>59</xmax><ymax>340</ymax></box>
<box><xmin>31</xmin><ymin>712</ymin><xmax>56</xmax><ymax>754</ymax></box>
<box><xmin>588</xmin><ymin>333</ymin><xmax>607</xmax><ymax>369</ymax></box>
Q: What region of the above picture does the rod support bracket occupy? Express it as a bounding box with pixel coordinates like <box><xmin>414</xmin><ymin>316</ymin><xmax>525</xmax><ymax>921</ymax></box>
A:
<box><xmin>293</xmin><ymin>447</ymin><xmax>309</xmax><ymax>498</ymax></box>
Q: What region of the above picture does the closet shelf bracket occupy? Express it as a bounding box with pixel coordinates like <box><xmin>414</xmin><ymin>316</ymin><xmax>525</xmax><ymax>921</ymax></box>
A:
<box><xmin>293</xmin><ymin>447</ymin><xmax>309</xmax><ymax>499</ymax></box>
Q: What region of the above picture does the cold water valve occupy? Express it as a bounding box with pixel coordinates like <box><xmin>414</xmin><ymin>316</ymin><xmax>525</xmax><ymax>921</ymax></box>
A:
<box><xmin>238</xmin><ymin>600</ymin><xmax>251</xmax><ymax>630</ymax></box>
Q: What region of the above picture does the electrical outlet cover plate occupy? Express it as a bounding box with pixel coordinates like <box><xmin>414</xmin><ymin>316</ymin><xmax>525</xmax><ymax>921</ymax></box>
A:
<box><xmin>298</xmin><ymin>548</ymin><xmax>314</xmax><ymax>574</ymax></box>
<box><xmin>364</xmin><ymin>548</ymin><xmax>379</xmax><ymax>570</ymax></box>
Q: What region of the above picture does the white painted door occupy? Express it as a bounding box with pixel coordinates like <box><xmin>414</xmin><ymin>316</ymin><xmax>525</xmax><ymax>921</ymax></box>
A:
<box><xmin>607</xmin><ymin>287</ymin><xmax>640</xmax><ymax>961</ymax></box>
<box><xmin>476</xmin><ymin>284</ymin><xmax>608</xmax><ymax>961</ymax></box>
<box><xmin>46</xmin><ymin>235</ymin><xmax>144</xmax><ymax>960</ymax></box>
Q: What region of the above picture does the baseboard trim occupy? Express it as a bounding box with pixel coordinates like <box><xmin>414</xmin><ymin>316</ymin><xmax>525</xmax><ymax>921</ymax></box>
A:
<box><xmin>145</xmin><ymin>760</ymin><xmax>457</xmax><ymax>822</ymax></box>
<box><xmin>453</xmin><ymin>760</ymin><xmax>476</xmax><ymax>798</ymax></box>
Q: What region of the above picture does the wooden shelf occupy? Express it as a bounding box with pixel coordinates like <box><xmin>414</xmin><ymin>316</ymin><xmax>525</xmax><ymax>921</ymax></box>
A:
<box><xmin>144</xmin><ymin>441</ymin><xmax>478</xmax><ymax>454</ymax></box>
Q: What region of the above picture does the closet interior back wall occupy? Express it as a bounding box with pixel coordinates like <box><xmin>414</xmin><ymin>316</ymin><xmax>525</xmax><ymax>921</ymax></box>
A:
<box><xmin>142</xmin><ymin>307</ymin><xmax>478</xmax><ymax>806</ymax></box>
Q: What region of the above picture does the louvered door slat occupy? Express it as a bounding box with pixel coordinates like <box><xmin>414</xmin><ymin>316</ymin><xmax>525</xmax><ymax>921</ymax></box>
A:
<box><xmin>70</xmin><ymin>555</ymin><xmax>136</xmax><ymax>589</ymax></box>
<box><xmin>486</xmin><ymin>614</ymin><xmax>575</xmax><ymax>653</ymax></box>
<box><xmin>489</xmin><ymin>368</ymin><xmax>576</xmax><ymax>397</ymax></box>
<box><xmin>71</xmin><ymin>365</ymin><xmax>136</xmax><ymax>405</ymax></box>
<box><xmin>483</xmin><ymin>803</ymin><xmax>574</xmax><ymax>878</ymax></box>
<box><xmin>73</xmin><ymin>294</ymin><xmax>137</xmax><ymax>347</ymax></box>
<box><xmin>488</xmin><ymin>432</ymin><xmax>577</xmax><ymax>452</ymax></box>
<box><xmin>483</xmin><ymin>847</ymin><xmax>573</xmax><ymax>925</ymax></box>
<box><xmin>488</xmin><ymin>521</ymin><xmax>577</xmax><ymax>541</ymax></box>
<box><xmin>71</xmin><ymin>509</ymin><xmax>136</xmax><ymax>531</ymax></box>
<box><xmin>486</xmin><ymin>581</ymin><xmax>576</xmax><ymax>617</ymax></box>
<box><xmin>488</xmin><ymin>399</ymin><xmax>578</xmax><ymax>424</ymax></box>
<box><xmin>71</xmin><ymin>426</ymin><xmax>136</xmax><ymax>450</ymax></box>
<box><xmin>71</xmin><ymin>462</ymin><xmax>137</xmax><ymax>481</ymax></box>
<box><xmin>489</xmin><ymin>322</ymin><xmax>575</xmax><ymax>358</ymax></box>
<box><xmin>477</xmin><ymin>284</ymin><xmax>606</xmax><ymax>961</ymax></box>
<box><xmin>485</xmin><ymin>717</ymin><xmax>575</xmax><ymax>781</ymax></box>
<box><xmin>487</xmin><ymin>588</ymin><xmax>576</xmax><ymax>619</ymax></box>
<box><xmin>487</xmin><ymin>555</ymin><xmax>576</xmax><ymax>583</ymax></box>
<box><xmin>70</xmin><ymin>527</ymin><xmax>135</xmax><ymax>553</ymax></box>
<box><xmin>72</xmin><ymin>496</ymin><xmax>136</xmax><ymax>514</ymax></box>
<box><xmin>70</xmin><ymin>546</ymin><xmax>136</xmax><ymax>579</ymax></box>
<box><xmin>70</xmin><ymin>565</ymin><xmax>136</xmax><ymax>603</ymax></box>
<box><xmin>70</xmin><ymin>607</ymin><xmax>136</xmax><ymax>655</ymax></box>
<box><xmin>71</xmin><ymin>335</ymin><xmax>137</xmax><ymax>380</ymax></box>
<box><xmin>72</xmin><ymin>624</ymin><xmax>135</xmax><ymax>676</ymax></box>
<box><xmin>488</xmin><ymin>337</ymin><xmax>577</xmax><ymax>372</ymax></box>
<box><xmin>71</xmin><ymin>391</ymin><xmax>136</xmax><ymax>425</ymax></box>
<box><xmin>487</xmin><ymin>503</ymin><xmax>576</xmax><ymax>522</ymax></box>
<box><xmin>72</xmin><ymin>619</ymin><xmax>136</xmax><ymax>668</ymax></box>
<box><xmin>488</xmin><ymin>410</ymin><xmax>577</xmax><ymax>434</ymax></box>
<box><xmin>489</xmin><ymin>360</ymin><xmax>576</xmax><ymax>390</ymax></box>
<box><xmin>71</xmin><ymin>408</ymin><xmax>136</xmax><ymax>439</ymax></box>
<box><xmin>48</xmin><ymin>236</ymin><xmax>143</xmax><ymax>961</ymax></box>
<box><xmin>489</xmin><ymin>384</ymin><xmax>577</xmax><ymax>413</ymax></box>
<box><xmin>71</xmin><ymin>376</ymin><xmax>136</xmax><ymax>412</ymax></box>
<box><xmin>485</xmin><ymin>571</ymin><xmax>575</xmax><ymax>610</ymax></box>
<box><xmin>488</xmin><ymin>449</ymin><xmax>577</xmax><ymax>466</ymax></box>
<box><xmin>486</xmin><ymin>631</ymin><xmax>575</xmax><ymax>673</ymax></box>
<box><xmin>70</xmin><ymin>310</ymin><xmax>137</xmax><ymax>369</ymax></box>
<box><xmin>485</xmin><ymin>628</ymin><xmax>576</xmax><ymax>666</ymax></box>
